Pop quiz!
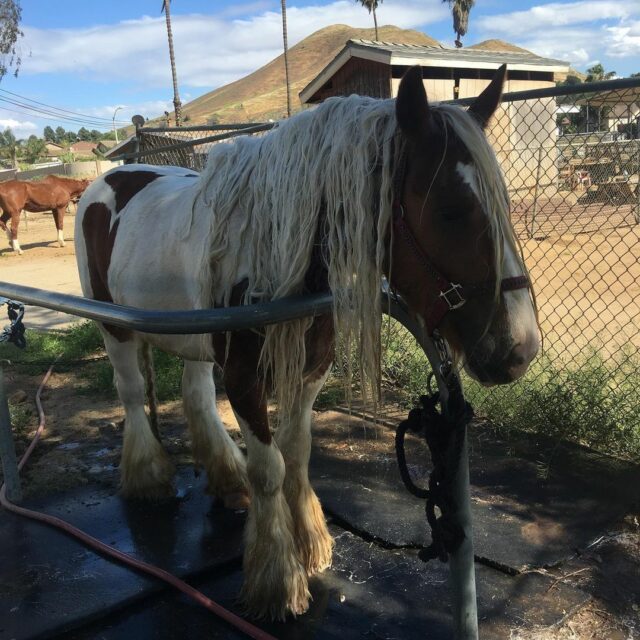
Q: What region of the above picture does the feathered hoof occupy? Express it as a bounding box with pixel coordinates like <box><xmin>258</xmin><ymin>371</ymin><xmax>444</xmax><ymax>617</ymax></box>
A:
<box><xmin>300</xmin><ymin>525</ymin><xmax>334</xmax><ymax>576</ymax></box>
<box><xmin>240</xmin><ymin>556</ymin><xmax>310</xmax><ymax>621</ymax></box>
<box><xmin>120</xmin><ymin>451</ymin><xmax>176</xmax><ymax>500</ymax></box>
<box><xmin>292</xmin><ymin>488</ymin><xmax>334</xmax><ymax>575</ymax></box>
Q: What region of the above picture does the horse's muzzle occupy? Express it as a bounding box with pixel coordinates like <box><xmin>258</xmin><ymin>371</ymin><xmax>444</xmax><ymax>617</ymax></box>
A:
<box><xmin>465</xmin><ymin>339</ymin><xmax>538</xmax><ymax>386</ymax></box>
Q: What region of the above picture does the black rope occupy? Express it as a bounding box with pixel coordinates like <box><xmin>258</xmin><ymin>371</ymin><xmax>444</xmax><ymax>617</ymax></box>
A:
<box><xmin>0</xmin><ymin>298</ymin><xmax>26</xmax><ymax>350</ymax></box>
<box><xmin>395</xmin><ymin>388</ymin><xmax>474</xmax><ymax>563</ymax></box>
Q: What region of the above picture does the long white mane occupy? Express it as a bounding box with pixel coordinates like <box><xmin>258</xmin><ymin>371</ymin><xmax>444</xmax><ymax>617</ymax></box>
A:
<box><xmin>194</xmin><ymin>95</ymin><xmax>515</xmax><ymax>412</ymax></box>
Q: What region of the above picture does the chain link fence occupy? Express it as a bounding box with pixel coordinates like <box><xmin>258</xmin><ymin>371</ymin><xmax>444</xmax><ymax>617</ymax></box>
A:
<box><xmin>127</xmin><ymin>78</ymin><xmax>640</xmax><ymax>460</ymax></box>
<box><xmin>129</xmin><ymin>123</ymin><xmax>275</xmax><ymax>169</ymax></box>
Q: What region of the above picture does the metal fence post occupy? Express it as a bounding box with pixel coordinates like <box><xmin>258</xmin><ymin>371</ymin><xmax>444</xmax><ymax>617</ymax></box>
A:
<box><xmin>448</xmin><ymin>429</ymin><xmax>478</xmax><ymax>640</ymax></box>
<box><xmin>0</xmin><ymin>363</ymin><xmax>22</xmax><ymax>502</ymax></box>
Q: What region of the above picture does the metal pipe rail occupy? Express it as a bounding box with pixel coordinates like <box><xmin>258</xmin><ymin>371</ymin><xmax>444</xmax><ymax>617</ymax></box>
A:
<box><xmin>0</xmin><ymin>282</ymin><xmax>333</xmax><ymax>334</ymax></box>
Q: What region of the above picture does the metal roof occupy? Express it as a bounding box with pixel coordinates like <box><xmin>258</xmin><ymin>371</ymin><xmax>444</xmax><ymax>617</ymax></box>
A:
<box><xmin>300</xmin><ymin>39</ymin><xmax>569</xmax><ymax>104</ymax></box>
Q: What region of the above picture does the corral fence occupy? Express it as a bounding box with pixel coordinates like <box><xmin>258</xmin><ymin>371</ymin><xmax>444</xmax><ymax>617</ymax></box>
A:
<box><xmin>115</xmin><ymin>77</ymin><xmax>640</xmax><ymax>459</ymax></box>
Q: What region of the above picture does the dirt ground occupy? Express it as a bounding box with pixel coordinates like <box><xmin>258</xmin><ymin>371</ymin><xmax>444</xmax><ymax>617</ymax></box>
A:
<box><xmin>1</xmin><ymin>213</ymin><xmax>640</xmax><ymax>638</ymax></box>
<box><xmin>0</xmin><ymin>210</ymin><xmax>82</xmax><ymax>330</ymax></box>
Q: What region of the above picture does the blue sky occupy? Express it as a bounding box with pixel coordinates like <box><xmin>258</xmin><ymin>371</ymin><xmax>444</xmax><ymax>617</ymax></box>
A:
<box><xmin>0</xmin><ymin>0</ymin><xmax>638</xmax><ymax>138</ymax></box>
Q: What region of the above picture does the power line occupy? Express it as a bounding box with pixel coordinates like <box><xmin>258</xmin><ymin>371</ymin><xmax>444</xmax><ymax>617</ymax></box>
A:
<box><xmin>0</xmin><ymin>87</ymin><xmax>130</xmax><ymax>126</ymax></box>
<box><xmin>0</xmin><ymin>103</ymin><xmax>106</xmax><ymax>131</ymax></box>
<box><xmin>0</xmin><ymin>96</ymin><xmax>129</xmax><ymax>127</ymax></box>
<box><xmin>0</xmin><ymin>99</ymin><xmax>129</xmax><ymax>130</ymax></box>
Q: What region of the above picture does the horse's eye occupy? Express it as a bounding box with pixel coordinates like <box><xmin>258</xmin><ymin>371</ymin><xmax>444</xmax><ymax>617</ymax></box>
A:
<box><xmin>441</xmin><ymin>208</ymin><xmax>466</xmax><ymax>221</ymax></box>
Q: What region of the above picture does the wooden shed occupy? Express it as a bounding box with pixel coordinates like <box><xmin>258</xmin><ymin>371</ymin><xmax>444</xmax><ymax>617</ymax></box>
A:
<box><xmin>299</xmin><ymin>39</ymin><xmax>569</xmax><ymax>104</ymax></box>
<box><xmin>300</xmin><ymin>40</ymin><xmax>570</xmax><ymax>193</ymax></box>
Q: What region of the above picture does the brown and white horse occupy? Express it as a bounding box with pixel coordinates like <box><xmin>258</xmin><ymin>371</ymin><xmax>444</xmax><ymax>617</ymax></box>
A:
<box><xmin>0</xmin><ymin>175</ymin><xmax>90</xmax><ymax>253</ymax></box>
<box><xmin>75</xmin><ymin>66</ymin><xmax>539</xmax><ymax>620</ymax></box>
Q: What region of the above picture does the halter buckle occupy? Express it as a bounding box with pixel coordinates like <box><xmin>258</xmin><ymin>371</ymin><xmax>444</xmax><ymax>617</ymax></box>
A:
<box><xmin>440</xmin><ymin>283</ymin><xmax>466</xmax><ymax>311</ymax></box>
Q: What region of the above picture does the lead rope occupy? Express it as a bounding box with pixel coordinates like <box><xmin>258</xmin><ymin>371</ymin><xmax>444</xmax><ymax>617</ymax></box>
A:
<box><xmin>395</xmin><ymin>334</ymin><xmax>473</xmax><ymax>563</ymax></box>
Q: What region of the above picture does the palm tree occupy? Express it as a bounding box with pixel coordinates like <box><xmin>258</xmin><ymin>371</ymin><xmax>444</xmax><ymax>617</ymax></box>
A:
<box><xmin>585</xmin><ymin>64</ymin><xmax>616</xmax><ymax>83</ymax></box>
<box><xmin>356</xmin><ymin>0</ymin><xmax>382</xmax><ymax>41</ymax></box>
<box><xmin>442</xmin><ymin>0</ymin><xmax>475</xmax><ymax>48</ymax></box>
<box><xmin>281</xmin><ymin>0</ymin><xmax>291</xmax><ymax>117</ymax></box>
<box><xmin>161</xmin><ymin>0</ymin><xmax>182</xmax><ymax>126</ymax></box>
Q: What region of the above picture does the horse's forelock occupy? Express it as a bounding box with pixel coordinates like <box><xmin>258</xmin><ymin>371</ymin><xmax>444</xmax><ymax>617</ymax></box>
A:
<box><xmin>431</xmin><ymin>103</ymin><xmax>526</xmax><ymax>301</ymax></box>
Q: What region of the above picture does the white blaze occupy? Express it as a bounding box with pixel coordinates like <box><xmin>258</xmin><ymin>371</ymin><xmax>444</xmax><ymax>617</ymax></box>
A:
<box><xmin>456</xmin><ymin>162</ymin><xmax>481</xmax><ymax>200</ymax></box>
<box><xmin>457</xmin><ymin>162</ymin><xmax>539</xmax><ymax>377</ymax></box>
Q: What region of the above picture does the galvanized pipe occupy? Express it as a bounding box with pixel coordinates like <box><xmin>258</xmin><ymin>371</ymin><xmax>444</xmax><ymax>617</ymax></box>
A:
<box><xmin>0</xmin><ymin>363</ymin><xmax>22</xmax><ymax>502</ymax></box>
<box><xmin>0</xmin><ymin>282</ymin><xmax>333</xmax><ymax>334</ymax></box>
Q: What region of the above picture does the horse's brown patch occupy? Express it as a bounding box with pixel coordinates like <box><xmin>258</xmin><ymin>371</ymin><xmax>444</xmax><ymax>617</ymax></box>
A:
<box><xmin>104</xmin><ymin>170</ymin><xmax>162</xmax><ymax>213</ymax></box>
<box><xmin>82</xmin><ymin>202</ymin><xmax>131</xmax><ymax>342</ymax></box>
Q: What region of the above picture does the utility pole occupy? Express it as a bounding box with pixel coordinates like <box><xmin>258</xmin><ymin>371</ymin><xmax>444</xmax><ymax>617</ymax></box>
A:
<box><xmin>163</xmin><ymin>0</ymin><xmax>183</xmax><ymax>126</ymax></box>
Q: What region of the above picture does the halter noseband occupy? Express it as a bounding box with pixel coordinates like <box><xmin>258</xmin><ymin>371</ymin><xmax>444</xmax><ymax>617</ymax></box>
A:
<box><xmin>392</xmin><ymin>148</ymin><xmax>529</xmax><ymax>335</ymax></box>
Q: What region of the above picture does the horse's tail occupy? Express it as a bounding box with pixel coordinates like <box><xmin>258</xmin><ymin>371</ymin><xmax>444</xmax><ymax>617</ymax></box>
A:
<box><xmin>141</xmin><ymin>342</ymin><xmax>160</xmax><ymax>440</ymax></box>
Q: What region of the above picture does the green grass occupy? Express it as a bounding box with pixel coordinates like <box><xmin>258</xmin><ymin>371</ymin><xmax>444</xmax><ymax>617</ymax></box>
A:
<box><xmin>3</xmin><ymin>319</ymin><xmax>639</xmax><ymax>460</ymax></box>
<box><xmin>324</xmin><ymin>319</ymin><xmax>640</xmax><ymax>461</ymax></box>
<box><xmin>84</xmin><ymin>349</ymin><xmax>184</xmax><ymax>402</ymax></box>
<box><xmin>0</xmin><ymin>321</ymin><xmax>184</xmax><ymax>401</ymax></box>
<box><xmin>8</xmin><ymin>402</ymin><xmax>34</xmax><ymax>434</ymax></box>
<box><xmin>0</xmin><ymin>321</ymin><xmax>104</xmax><ymax>374</ymax></box>
<box><xmin>464</xmin><ymin>348</ymin><xmax>640</xmax><ymax>461</ymax></box>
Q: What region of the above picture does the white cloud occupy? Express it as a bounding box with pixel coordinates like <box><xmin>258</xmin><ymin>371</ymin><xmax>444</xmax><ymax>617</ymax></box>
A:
<box><xmin>474</xmin><ymin>1</ymin><xmax>640</xmax><ymax>68</ymax></box>
<box><xmin>0</xmin><ymin>118</ymin><xmax>38</xmax><ymax>138</ymax></box>
<box><xmin>605</xmin><ymin>20</ymin><xmax>640</xmax><ymax>58</ymax></box>
<box><xmin>19</xmin><ymin>1</ymin><xmax>448</xmax><ymax>90</ymax></box>
<box><xmin>476</xmin><ymin>1</ymin><xmax>638</xmax><ymax>37</ymax></box>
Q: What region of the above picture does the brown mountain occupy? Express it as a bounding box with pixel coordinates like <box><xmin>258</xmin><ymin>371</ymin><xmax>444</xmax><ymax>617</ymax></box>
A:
<box><xmin>468</xmin><ymin>39</ymin><xmax>532</xmax><ymax>54</ymax></box>
<box><xmin>181</xmin><ymin>25</ymin><xmax>441</xmax><ymax>125</ymax></box>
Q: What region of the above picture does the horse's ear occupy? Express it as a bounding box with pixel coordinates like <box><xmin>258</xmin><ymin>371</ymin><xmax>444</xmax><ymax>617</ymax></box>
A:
<box><xmin>468</xmin><ymin>64</ymin><xmax>507</xmax><ymax>129</ymax></box>
<box><xmin>396</xmin><ymin>66</ymin><xmax>431</xmax><ymax>137</ymax></box>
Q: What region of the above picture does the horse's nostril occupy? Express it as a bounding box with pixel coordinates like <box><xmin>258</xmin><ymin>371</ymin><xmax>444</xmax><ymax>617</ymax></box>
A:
<box><xmin>507</xmin><ymin>343</ymin><xmax>533</xmax><ymax>375</ymax></box>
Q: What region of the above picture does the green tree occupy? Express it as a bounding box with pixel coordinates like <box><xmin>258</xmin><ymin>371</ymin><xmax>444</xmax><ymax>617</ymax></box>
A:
<box><xmin>90</xmin><ymin>129</ymin><xmax>102</xmax><ymax>142</ymax></box>
<box><xmin>43</xmin><ymin>125</ymin><xmax>56</xmax><ymax>142</ymax></box>
<box><xmin>77</xmin><ymin>126</ymin><xmax>92</xmax><ymax>141</ymax></box>
<box><xmin>162</xmin><ymin>0</ymin><xmax>182</xmax><ymax>126</ymax></box>
<box><xmin>0</xmin><ymin>127</ymin><xmax>19</xmax><ymax>167</ymax></box>
<box><xmin>355</xmin><ymin>0</ymin><xmax>382</xmax><ymax>41</ymax></box>
<box><xmin>55</xmin><ymin>126</ymin><xmax>66</xmax><ymax>143</ymax></box>
<box><xmin>22</xmin><ymin>135</ymin><xmax>45</xmax><ymax>164</ymax></box>
<box><xmin>281</xmin><ymin>0</ymin><xmax>291</xmax><ymax>117</ymax></box>
<box><xmin>585</xmin><ymin>63</ymin><xmax>616</xmax><ymax>82</ymax></box>
<box><xmin>558</xmin><ymin>74</ymin><xmax>583</xmax><ymax>86</ymax></box>
<box><xmin>442</xmin><ymin>0</ymin><xmax>475</xmax><ymax>48</ymax></box>
<box><xmin>0</xmin><ymin>0</ymin><xmax>23</xmax><ymax>79</ymax></box>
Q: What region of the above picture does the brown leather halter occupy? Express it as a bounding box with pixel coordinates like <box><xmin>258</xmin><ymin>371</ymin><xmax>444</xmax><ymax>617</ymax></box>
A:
<box><xmin>392</xmin><ymin>148</ymin><xmax>530</xmax><ymax>335</ymax></box>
